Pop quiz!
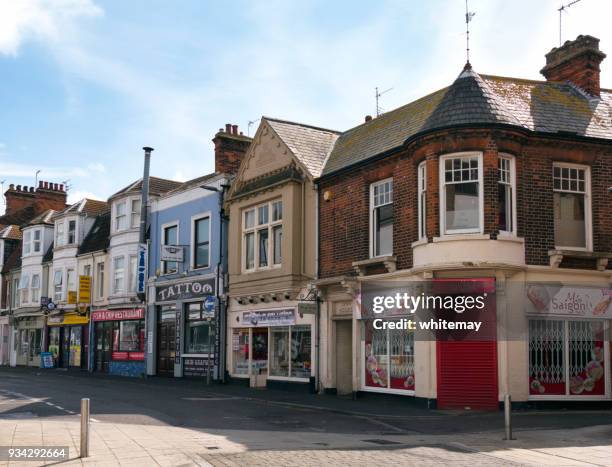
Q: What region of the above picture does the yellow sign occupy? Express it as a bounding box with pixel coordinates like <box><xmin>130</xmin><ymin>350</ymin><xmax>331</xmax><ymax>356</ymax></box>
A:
<box><xmin>68</xmin><ymin>291</ymin><xmax>77</xmax><ymax>304</ymax></box>
<box><xmin>47</xmin><ymin>314</ymin><xmax>89</xmax><ymax>326</ymax></box>
<box><xmin>79</xmin><ymin>275</ymin><xmax>91</xmax><ymax>303</ymax></box>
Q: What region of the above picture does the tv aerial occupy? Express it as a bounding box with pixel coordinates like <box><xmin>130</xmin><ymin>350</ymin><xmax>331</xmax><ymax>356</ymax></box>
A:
<box><xmin>558</xmin><ymin>0</ymin><xmax>583</xmax><ymax>46</ymax></box>
<box><xmin>375</xmin><ymin>86</ymin><xmax>393</xmax><ymax>117</ymax></box>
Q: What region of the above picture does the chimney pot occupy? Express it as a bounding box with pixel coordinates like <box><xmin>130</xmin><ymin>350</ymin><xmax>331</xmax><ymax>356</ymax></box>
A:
<box><xmin>59</xmin><ymin>184</ymin><xmax>64</xmax><ymax>192</ymax></box>
<box><xmin>541</xmin><ymin>34</ymin><xmax>606</xmax><ymax>96</ymax></box>
<box><xmin>44</xmin><ymin>181</ymin><xmax>49</xmax><ymax>189</ymax></box>
<box><xmin>225</xmin><ymin>123</ymin><xmax>232</xmax><ymax>133</ymax></box>
<box><xmin>16</xmin><ymin>185</ymin><xmax>21</xmax><ymax>191</ymax></box>
<box><xmin>365</xmin><ymin>115</ymin><xmax>373</xmax><ymax>122</ymax></box>
<box><xmin>232</xmin><ymin>124</ymin><xmax>238</xmax><ymax>135</ymax></box>
<box><xmin>29</xmin><ymin>187</ymin><xmax>34</xmax><ymax>193</ymax></box>
<box><xmin>9</xmin><ymin>184</ymin><xmax>14</xmax><ymax>190</ymax></box>
<box><xmin>38</xmin><ymin>181</ymin><xmax>43</xmax><ymax>188</ymax></box>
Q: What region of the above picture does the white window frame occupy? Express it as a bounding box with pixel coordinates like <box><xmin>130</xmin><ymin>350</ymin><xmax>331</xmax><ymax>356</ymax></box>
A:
<box><xmin>33</xmin><ymin>229</ymin><xmax>41</xmax><ymax>253</ymax></box>
<box><xmin>66</xmin><ymin>268</ymin><xmax>76</xmax><ymax>299</ymax></box>
<box><xmin>130</xmin><ymin>199</ymin><xmax>141</xmax><ymax>229</ymax></box>
<box><xmin>55</xmin><ymin>222</ymin><xmax>65</xmax><ymax>247</ymax></box>
<box><xmin>552</xmin><ymin>162</ymin><xmax>592</xmax><ymax>251</ymax></box>
<box><xmin>242</xmin><ymin>200</ymin><xmax>283</xmax><ymax>273</ymax></box>
<box><xmin>128</xmin><ymin>255</ymin><xmax>137</xmax><ymax>293</ymax></box>
<box><xmin>23</xmin><ymin>231</ymin><xmax>31</xmax><ymax>255</ymax></box>
<box><xmin>12</xmin><ymin>277</ymin><xmax>20</xmax><ymax>308</ymax></box>
<box><xmin>112</xmin><ymin>256</ymin><xmax>125</xmax><ymax>295</ymax></box>
<box><xmin>369</xmin><ymin>178</ymin><xmax>393</xmax><ymax>258</ymax></box>
<box><xmin>161</xmin><ymin>221</ymin><xmax>180</xmax><ymax>275</ymax></box>
<box><xmin>18</xmin><ymin>273</ymin><xmax>30</xmax><ymax>304</ymax></box>
<box><xmin>190</xmin><ymin>212</ymin><xmax>211</xmax><ymax>270</ymax></box>
<box><xmin>498</xmin><ymin>153</ymin><xmax>517</xmax><ymax>236</ymax></box>
<box><xmin>439</xmin><ymin>152</ymin><xmax>484</xmax><ymax>236</ymax></box>
<box><xmin>30</xmin><ymin>274</ymin><xmax>40</xmax><ymax>303</ymax></box>
<box><xmin>53</xmin><ymin>269</ymin><xmax>63</xmax><ymax>302</ymax></box>
<box><xmin>96</xmin><ymin>261</ymin><xmax>105</xmax><ymax>300</ymax></box>
<box><xmin>417</xmin><ymin>162</ymin><xmax>427</xmax><ymax>240</ymax></box>
<box><xmin>67</xmin><ymin>219</ymin><xmax>77</xmax><ymax>245</ymax></box>
<box><xmin>114</xmin><ymin>201</ymin><xmax>127</xmax><ymax>232</ymax></box>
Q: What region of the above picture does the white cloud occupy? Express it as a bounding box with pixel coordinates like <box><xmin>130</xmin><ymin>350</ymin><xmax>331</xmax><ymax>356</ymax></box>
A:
<box><xmin>67</xmin><ymin>189</ymin><xmax>103</xmax><ymax>204</ymax></box>
<box><xmin>87</xmin><ymin>162</ymin><xmax>106</xmax><ymax>173</ymax></box>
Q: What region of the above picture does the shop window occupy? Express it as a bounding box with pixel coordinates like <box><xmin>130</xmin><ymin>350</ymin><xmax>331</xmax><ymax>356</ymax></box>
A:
<box><xmin>364</xmin><ymin>321</ymin><xmax>415</xmax><ymax>391</ymax></box>
<box><xmin>112</xmin><ymin>257</ymin><xmax>125</xmax><ymax>294</ymax></box>
<box><xmin>370</xmin><ymin>179</ymin><xmax>393</xmax><ymax>257</ymax></box>
<box><xmin>232</xmin><ymin>328</ymin><xmax>249</xmax><ymax>375</ymax></box>
<box><xmin>115</xmin><ymin>201</ymin><xmax>127</xmax><ymax>231</ymax></box>
<box><xmin>193</xmin><ymin>217</ymin><xmax>210</xmax><ymax>269</ymax></box>
<box><xmin>115</xmin><ymin>320</ymin><xmax>144</xmax><ymax>352</ymax></box>
<box><xmin>18</xmin><ymin>274</ymin><xmax>30</xmax><ymax>304</ymax></box>
<box><xmin>242</xmin><ymin>200</ymin><xmax>282</xmax><ymax>272</ymax></box>
<box><xmin>291</xmin><ymin>326</ymin><xmax>312</xmax><ymax>378</ymax></box>
<box><xmin>131</xmin><ymin>199</ymin><xmax>141</xmax><ymax>229</ymax></box>
<box><xmin>418</xmin><ymin>162</ymin><xmax>427</xmax><ymax>240</ymax></box>
<box><xmin>67</xmin><ymin>220</ymin><xmax>76</xmax><ymax>244</ymax></box>
<box><xmin>252</xmin><ymin>328</ymin><xmax>268</xmax><ymax>374</ymax></box>
<box><xmin>162</xmin><ymin>224</ymin><xmax>179</xmax><ymax>274</ymax></box>
<box><xmin>498</xmin><ymin>155</ymin><xmax>516</xmax><ymax>234</ymax></box>
<box><xmin>440</xmin><ymin>153</ymin><xmax>483</xmax><ymax>234</ymax></box>
<box><xmin>529</xmin><ymin>319</ymin><xmax>605</xmax><ymax>396</ymax></box>
<box><xmin>53</xmin><ymin>270</ymin><xmax>62</xmax><ymax>302</ymax></box>
<box><xmin>96</xmin><ymin>262</ymin><xmax>105</xmax><ymax>299</ymax></box>
<box><xmin>30</xmin><ymin>274</ymin><xmax>40</xmax><ymax>303</ymax></box>
<box><xmin>185</xmin><ymin>302</ymin><xmax>213</xmax><ymax>354</ymax></box>
<box><xmin>270</xmin><ymin>327</ymin><xmax>290</xmax><ymax>376</ymax></box>
<box><xmin>48</xmin><ymin>327</ymin><xmax>60</xmax><ymax>363</ymax></box>
<box><xmin>553</xmin><ymin>163</ymin><xmax>591</xmax><ymax>250</ymax></box>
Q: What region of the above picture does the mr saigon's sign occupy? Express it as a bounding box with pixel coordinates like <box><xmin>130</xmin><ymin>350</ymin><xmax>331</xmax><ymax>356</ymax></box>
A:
<box><xmin>526</xmin><ymin>284</ymin><xmax>612</xmax><ymax>319</ymax></box>
<box><xmin>156</xmin><ymin>278</ymin><xmax>215</xmax><ymax>302</ymax></box>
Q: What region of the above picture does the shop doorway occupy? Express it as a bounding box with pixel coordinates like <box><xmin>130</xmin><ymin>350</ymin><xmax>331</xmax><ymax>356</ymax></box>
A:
<box><xmin>157</xmin><ymin>307</ymin><xmax>176</xmax><ymax>377</ymax></box>
<box><xmin>94</xmin><ymin>322</ymin><xmax>113</xmax><ymax>373</ymax></box>
<box><xmin>335</xmin><ymin>320</ymin><xmax>353</xmax><ymax>395</ymax></box>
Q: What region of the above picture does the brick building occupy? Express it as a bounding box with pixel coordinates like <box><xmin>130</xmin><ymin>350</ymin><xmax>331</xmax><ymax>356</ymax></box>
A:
<box><xmin>315</xmin><ymin>35</ymin><xmax>612</xmax><ymax>408</ymax></box>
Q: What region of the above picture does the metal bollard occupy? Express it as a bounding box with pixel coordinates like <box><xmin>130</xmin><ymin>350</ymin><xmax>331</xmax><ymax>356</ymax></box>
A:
<box><xmin>80</xmin><ymin>398</ymin><xmax>90</xmax><ymax>457</ymax></box>
<box><xmin>503</xmin><ymin>394</ymin><xmax>514</xmax><ymax>440</ymax></box>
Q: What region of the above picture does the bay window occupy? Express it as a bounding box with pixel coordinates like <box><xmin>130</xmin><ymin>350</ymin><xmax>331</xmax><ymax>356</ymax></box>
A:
<box><xmin>115</xmin><ymin>201</ymin><xmax>127</xmax><ymax>231</ymax></box>
<box><xmin>23</xmin><ymin>231</ymin><xmax>31</xmax><ymax>255</ymax></box>
<box><xmin>553</xmin><ymin>163</ymin><xmax>590</xmax><ymax>250</ymax></box>
<box><xmin>56</xmin><ymin>222</ymin><xmax>65</xmax><ymax>247</ymax></box>
<box><xmin>18</xmin><ymin>274</ymin><xmax>30</xmax><ymax>304</ymax></box>
<box><xmin>53</xmin><ymin>270</ymin><xmax>63</xmax><ymax>302</ymax></box>
<box><xmin>440</xmin><ymin>153</ymin><xmax>483</xmax><ymax>234</ymax></box>
<box><xmin>370</xmin><ymin>179</ymin><xmax>393</xmax><ymax>257</ymax></box>
<box><xmin>67</xmin><ymin>220</ymin><xmax>76</xmax><ymax>244</ymax></box>
<box><xmin>242</xmin><ymin>200</ymin><xmax>283</xmax><ymax>272</ymax></box>
<box><xmin>31</xmin><ymin>274</ymin><xmax>40</xmax><ymax>303</ymax></box>
<box><xmin>418</xmin><ymin>162</ymin><xmax>427</xmax><ymax>240</ymax></box>
<box><xmin>131</xmin><ymin>199</ymin><xmax>141</xmax><ymax>229</ymax></box>
<box><xmin>113</xmin><ymin>257</ymin><xmax>125</xmax><ymax>294</ymax></box>
<box><xmin>33</xmin><ymin>229</ymin><xmax>41</xmax><ymax>253</ymax></box>
<box><xmin>498</xmin><ymin>155</ymin><xmax>516</xmax><ymax>234</ymax></box>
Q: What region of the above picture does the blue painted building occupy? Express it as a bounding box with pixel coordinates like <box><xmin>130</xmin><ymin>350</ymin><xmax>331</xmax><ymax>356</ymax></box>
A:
<box><xmin>146</xmin><ymin>173</ymin><xmax>229</xmax><ymax>380</ymax></box>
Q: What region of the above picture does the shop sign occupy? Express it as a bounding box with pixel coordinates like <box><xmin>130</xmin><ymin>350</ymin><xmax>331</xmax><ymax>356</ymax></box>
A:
<box><xmin>175</xmin><ymin>310</ymin><xmax>181</xmax><ymax>364</ymax></box>
<box><xmin>111</xmin><ymin>351</ymin><xmax>145</xmax><ymax>361</ymax></box>
<box><xmin>161</xmin><ymin>244</ymin><xmax>184</xmax><ymax>262</ymax></box>
<box><xmin>183</xmin><ymin>358</ymin><xmax>212</xmax><ymax>377</ymax></box>
<box><xmin>40</xmin><ymin>352</ymin><xmax>54</xmax><ymax>369</ymax></box>
<box><xmin>137</xmin><ymin>243</ymin><xmax>147</xmax><ymax>294</ymax></box>
<box><xmin>78</xmin><ymin>276</ymin><xmax>91</xmax><ymax>303</ymax></box>
<box><xmin>67</xmin><ymin>291</ymin><xmax>77</xmax><ymax>305</ymax></box>
<box><xmin>92</xmin><ymin>308</ymin><xmax>145</xmax><ymax>321</ymax></box>
<box><xmin>47</xmin><ymin>314</ymin><xmax>89</xmax><ymax>326</ymax></box>
<box><xmin>526</xmin><ymin>284</ymin><xmax>612</xmax><ymax>318</ymax></box>
<box><xmin>298</xmin><ymin>302</ymin><xmax>317</xmax><ymax>315</ymax></box>
<box><xmin>242</xmin><ymin>309</ymin><xmax>295</xmax><ymax>327</ymax></box>
<box><xmin>156</xmin><ymin>278</ymin><xmax>215</xmax><ymax>302</ymax></box>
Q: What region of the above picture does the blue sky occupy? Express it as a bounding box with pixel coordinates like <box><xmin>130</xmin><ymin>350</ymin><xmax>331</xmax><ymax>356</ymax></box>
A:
<box><xmin>1</xmin><ymin>0</ymin><xmax>611</xmax><ymax>211</ymax></box>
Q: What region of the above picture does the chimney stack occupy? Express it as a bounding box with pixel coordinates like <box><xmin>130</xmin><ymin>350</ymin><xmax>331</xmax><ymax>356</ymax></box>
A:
<box><xmin>213</xmin><ymin>123</ymin><xmax>252</xmax><ymax>175</ymax></box>
<box><xmin>3</xmin><ymin>180</ymin><xmax>66</xmax><ymax>215</ymax></box>
<box><xmin>541</xmin><ymin>35</ymin><xmax>606</xmax><ymax>97</ymax></box>
<box><xmin>365</xmin><ymin>115</ymin><xmax>373</xmax><ymax>122</ymax></box>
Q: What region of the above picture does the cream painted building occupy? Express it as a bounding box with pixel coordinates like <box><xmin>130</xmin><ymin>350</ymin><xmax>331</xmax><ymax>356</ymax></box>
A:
<box><xmin>226</xmin><ymin>117</ymin><xmax>338</xmax><ymax>390</ymax></box>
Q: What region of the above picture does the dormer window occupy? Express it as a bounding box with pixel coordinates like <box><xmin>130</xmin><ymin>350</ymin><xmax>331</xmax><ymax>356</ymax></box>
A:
<box><xmin>67</xmin><ymin>220</ymin><xmax>76</xmax><ymax>245</ymax></box>
<box><xmin>115</xmin><ymin>201</ymin><xmax>127</xmax><ymax>231</ymax></box>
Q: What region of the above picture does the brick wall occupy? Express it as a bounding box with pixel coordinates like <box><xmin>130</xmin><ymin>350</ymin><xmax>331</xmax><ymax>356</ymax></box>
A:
<box><xmin>318</xmin><ymin>128</ymin><xmax>612</xmax><ymax>278</ymax></box>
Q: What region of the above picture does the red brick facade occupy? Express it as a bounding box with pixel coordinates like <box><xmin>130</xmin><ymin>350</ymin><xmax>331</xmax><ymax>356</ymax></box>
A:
<box><xmin>213</xmin><ymin>124</ymin><xmax>252</xmax><ymax>175</ymax></box>
<box><xmin>318</xmin><ymin>128</ymin><xmax>612</xmax><ymax>278</ymax></box>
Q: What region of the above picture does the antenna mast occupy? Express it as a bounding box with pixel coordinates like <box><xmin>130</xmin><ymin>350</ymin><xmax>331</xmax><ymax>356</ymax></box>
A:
<box><xmin>558</xmin><ymin>0</ymin><xmax>582</xmax><ymax>46</ymax></box>
<box><xmin>465</xmin><ymin>0</ymin><xmax>476</xmax><ymax>65</ymax></box>
<box><xmin>375</xmin><ymin>86</ymin><xmax>393</xmax><ymax>117</ymax></box>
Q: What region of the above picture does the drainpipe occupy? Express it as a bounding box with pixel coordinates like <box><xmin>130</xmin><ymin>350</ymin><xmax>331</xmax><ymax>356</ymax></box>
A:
<box><xmin>140</xmin><ymin>147</ymin><xmax>153</xmax><ymax>378</ymax></box>
<box><xmin>314</xmin><ymin>182</ymin><xmax>321</xmax><ymax>393</ymax></box>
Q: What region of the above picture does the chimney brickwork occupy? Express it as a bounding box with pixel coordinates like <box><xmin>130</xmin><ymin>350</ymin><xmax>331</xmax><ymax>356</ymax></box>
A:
<box><xmin>3</xmin><ymin>181</ymin><xmax>67</xmax><ymax>216</ymax></box>
<box><xmin>213</xmin><ymin>123</ymin><xmax>252</xmax><ymax>175</ymax></box>
<box><xmin>541</xmin><ymin>35</ymin><xmax>606</xmax><ymax>97</ymax></box>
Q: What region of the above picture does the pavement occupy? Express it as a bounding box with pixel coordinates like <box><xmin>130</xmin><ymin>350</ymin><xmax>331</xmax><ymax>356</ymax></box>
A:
<box><xmin>0</xmin><ymin>367</ymin><xmax>612</xmax><ymax>466</ymax></box>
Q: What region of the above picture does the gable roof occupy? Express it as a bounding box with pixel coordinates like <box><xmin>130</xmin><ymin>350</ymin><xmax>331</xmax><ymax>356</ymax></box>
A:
<box><xmin>110</xmin><ymin>177</ymin><xmax>182</xmax><ymax>200</ymax></box>
<box><xmin>321</xmin><ymin>66</ymin><xmax>612</xmax><ymax>176</ymax></box>
<box><xmin>78</xmin><ymin>212</ymin><xmax>110</xmax><ymax>255</ymax></box>
<box><xmin>0</xmin><ymin>224</ymin><xmax>22</xmax><ymax>240</ymax></box>
<box><xmin>57</xmin><ymin>199</ymin><xmax>109</xmax><ymax>218</ymax></box>
<box><xmin>265</xmin><ymin>117</ymin><xmax>340</xmax><ymax>178</ymax></box>
<box><xmin>25</xmin><ymin>209</ymin><xmax>56</xmax><ymax>227</ymax></box>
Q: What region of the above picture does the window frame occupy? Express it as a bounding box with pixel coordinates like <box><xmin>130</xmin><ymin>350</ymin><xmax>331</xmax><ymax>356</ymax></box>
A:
<box><xmin>161</xmin><ymin>221</ymin><xmax>180</xmax><ymax>275</ymax></box>
<box><xmin>128</xmin><ymin>255</ymin><xmax>137</xmax><ymax>293</ymax></box>
<box><xmin>498</xmin><ymin>153</ymin><xmax>517</xmax><ymax>236</ymax></box>
<box><xmin>55</xmin><ymin>221</ymin><xmax>65</xmax><ymax>247</ymax></box>
<box><xmin>130</xmin><ymin>199</ymin><xmax>141</xmax><ymax>229</ymax></box>
<box><xmin>552</xmin><ymin>162</ymin><xmax>592</xmax><ymax>251</ymax></box>
<box><xmin>67</xmin><ymin>219</ymin><xmax>77</xmax><ymax>245</ymax></box>
<box><xmin>191</xmin><ymin>212</ymin><xmax>211</xmax><ymax>270</ymax></box>
<box><xmin>18</xmin><ymin>273</ymin><xmax>30</xmax><ymax>304</ymax></box>
<box><xmin>417</xmin><ymin>161</ymin><xmax>427</xmax><ymax>240</ymax></box>
<box><xmin>53</xmin><ymin>269</ymin><xmax>63</xmax><ymax>302</ymax></box>
<box><xmin>242</xmin><ymin>200</ymin><xmax>283</xmax><ymax>273</ymax></box>
<box><xmin>369</xmin><ymin>178</ymin><xmax>394</xmax><ymax>258</ymax></box>
<box><xmin>30</xmin><ymin>274</ymin><xmax>40</xmax><ymax>303</ymax></box>
<box><xmin>112</xmin><ymin>256</ymin><xmax>126</xmax><ymax>295</ymax></box>
<box><xmin>96</xmin><ymin>261</ymin><xmax>105</xmax><ymax>300</ymax></box>
<box><xmin>114</xmin><ymin>200</ymin><xmax>128</xmax><ymax>232</ymax></box>
<box><xmin>33</xmin><ymin>229</ymin><xmax>41</xmax><ymax>253</ymax></box>
<box><xmin>439</xmin><ymin>152</ymin><xmax>484</xmax><ymax>236</ymax></box>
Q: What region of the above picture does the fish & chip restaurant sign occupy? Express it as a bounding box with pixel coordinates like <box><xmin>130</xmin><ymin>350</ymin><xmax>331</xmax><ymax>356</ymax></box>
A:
<box><xmin>526</xmin><ymin>284</ymin><xmax>612</xmax><ymax>319</ymax></box>
<box><xmin>92</xmin><ymin>308</ymin><xmax>145</xmax><ymax>321</ymax></box>
<box><xmin>156</xmin><ymin>278</ymin><xmax>215</xmax><ymax>302</ymax></box>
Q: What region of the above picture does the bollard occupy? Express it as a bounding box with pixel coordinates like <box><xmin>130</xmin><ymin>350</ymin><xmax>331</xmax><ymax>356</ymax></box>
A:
<box><xmin>503</xmin><ymin>394</ymin><xmax>514</xmax><ymax>440</ymax></box>
<box><xmin>80</xmin><ymin>398</ymin><xmax>90</xmax><ymax>458</ymax></box>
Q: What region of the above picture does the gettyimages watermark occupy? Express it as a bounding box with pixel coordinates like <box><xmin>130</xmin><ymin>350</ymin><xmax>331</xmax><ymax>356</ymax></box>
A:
<box><xmin>360</xmin><ymin>280</ymin><xmax>612</xmax><ymax>341</ymax></box>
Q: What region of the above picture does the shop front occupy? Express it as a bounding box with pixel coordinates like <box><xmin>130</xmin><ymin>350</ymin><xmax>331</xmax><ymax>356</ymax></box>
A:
<box><xmin>46</xmin><ymin>313</ymin><xmax>89</xmax><ymax>369</ymax></box>
<box><xmin>152</xmin><ymin>276</ymin><xmax>219</xmax><ymax>379</ymax></box>
<box><xmin>525</xmin><ymin>283</ymin><xmax>612</xmax><ymax>400</ymax></box>
<box><xmin>229</xmin><ymin>306</ymin><xmax>315</xmax><ymax>390</ymax></box>
<box><xmin>13</xmin><ymin>314</ymin><xmax>45</xmax><ymax>367</ymax></box>
<box><xmin>91</xmin><ymin>308</ymin><xmax>145</xmax><ymax>377</ymax></box>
